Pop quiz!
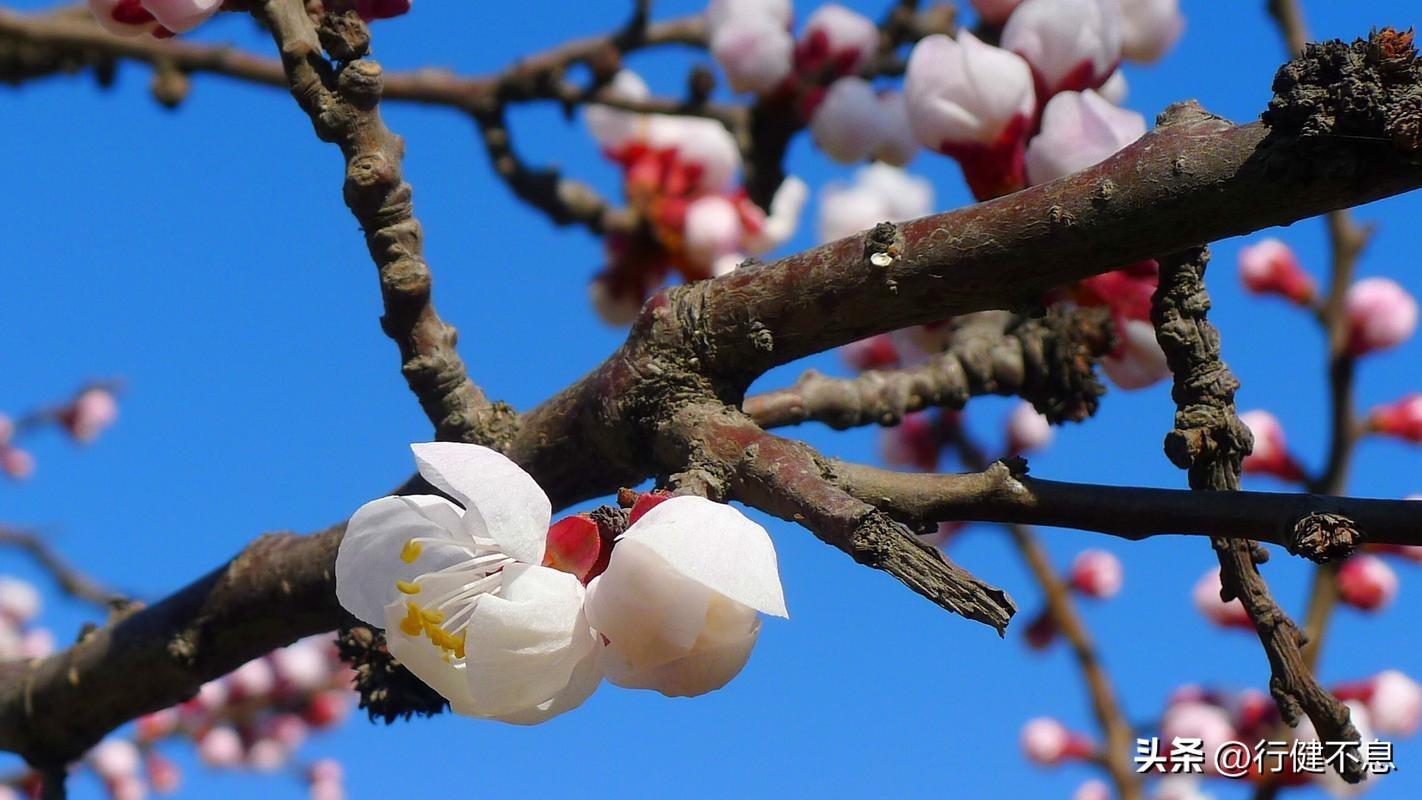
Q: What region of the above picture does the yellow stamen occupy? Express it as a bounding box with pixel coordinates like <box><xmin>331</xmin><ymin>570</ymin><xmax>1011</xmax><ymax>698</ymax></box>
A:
<box><xmin>400</xmin><ymin>539</ymin><xmax>423</xmax><ymax>564</ymax></box>
<box><xmin>395</xmin><ymin>579</ymin><xmax>421</xmax><ymax>595</ymax></box>
<box><xmin>420</xmin><ymin>607</ymin><xmax>445</xmax><ymax>625</ymax></box>
<box><xmin>399</xmin><ymin>602</ymin><xmax>423</xmax><ymax>637</ymax></box>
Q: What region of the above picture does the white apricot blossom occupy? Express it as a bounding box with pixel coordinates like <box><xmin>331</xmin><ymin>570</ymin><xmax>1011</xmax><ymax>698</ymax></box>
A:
<box><xmin>585</xmin><ymin>495</ymin><xmax>788</xmax><ymax>697</ymax></box>
<box><xmin>335</xmin><ymin>443</ymin><xmax>599</xmax><ymax>724</ymax></box>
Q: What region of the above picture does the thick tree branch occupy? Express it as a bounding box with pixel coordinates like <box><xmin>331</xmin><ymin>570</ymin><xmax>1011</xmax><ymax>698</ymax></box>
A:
<box><xmin>1152</xmin><ymin>247</ymin><xmax>1363</xmax><ymax>782</ymax></box>
<box><xmin>744</xmin><ymin>307</ymin><xmax>1111</xmax><ymax>430</ymax></box>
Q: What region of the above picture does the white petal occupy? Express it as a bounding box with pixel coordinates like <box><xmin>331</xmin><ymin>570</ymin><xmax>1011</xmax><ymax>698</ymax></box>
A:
<box><xmin>335</xmin><ymin>496</ymin><xmax>471</xmax><ymax>626</ymax></box>
<box><xmin>461</xmin><ymin>564</ymin><xmax>600</xmax><ymax>720</ymax></box>
<box><xmin>383</xmin><ymin>600</ymin><xmax>478</xmax><ymax>710</ymax></box>
<box><xmin>479</xmin><ymin>649</ymin><xmax>603</xmax><ymax>725</ymax></box>
<box><xmin>585</xmin><ymin>543</ymin><xmax>715</xmax><ymax>672</ymax></box>
<box><xmin>411</xmin><ymin>443</ymin><xmax>551</xmax><ymax>564</ymax></box>
<box><xmin>619</xmin><ymin>496</ymin><xmax>788</xmax><ymax>617</ymax></box>
<box><xmin>143</xmin><ymin>0</ymin><xmax>222</xmax><ymax>33</ymax></box>
<box><xmin>596</xmin><ymin>593</ymin><xmax>761</xmax><ymax>696</ymax></box>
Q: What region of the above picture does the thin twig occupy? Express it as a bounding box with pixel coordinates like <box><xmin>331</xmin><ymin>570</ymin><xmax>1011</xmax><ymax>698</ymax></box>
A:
<box><xmin>0</xmin><ymin>526</ymin><xmax>121</xmax><ymax>608</ymax></box>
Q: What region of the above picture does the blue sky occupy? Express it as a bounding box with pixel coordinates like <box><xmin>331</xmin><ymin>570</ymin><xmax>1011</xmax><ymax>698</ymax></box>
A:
<box><xmin>2</xmin><ymin>1</ymin><xmax>1420</xmax><ymax>798</ymax></box>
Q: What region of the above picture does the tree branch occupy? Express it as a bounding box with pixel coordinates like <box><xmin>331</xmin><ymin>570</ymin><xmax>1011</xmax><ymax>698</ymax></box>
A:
<box><xmin>0</xmin><ymin>526</ymin><xmax>121</xmax><ymax>609</ymax></box>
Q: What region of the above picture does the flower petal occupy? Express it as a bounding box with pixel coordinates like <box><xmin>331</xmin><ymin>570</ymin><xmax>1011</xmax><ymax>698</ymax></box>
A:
<box><xmin>585</xmin><ymin>543</ymin><xmax>714</xmax><ymax>671</ymax></box>
<box><xmin>476</xmin><ymin>648</ymin><xmax>603</xmax><ymax>725</ymax></box>
<box><xmin>595</xmin><ymin>592</ymin><xmax>761</xmax><ymax>697</ymax></box>
<box><xmin>619</xmin><ymin>496</ymin><xmax>788</xmax><ymax>617</ymax></box>
<box><xmin>411</xmin><ymin>443</ymin><xmax>552</xmax><ymax>564</ymax></box>
<box><xmin>334</xmin><ymin>496</ymin><xmax>469</xmax><ymax>625</ymax></box>
<box><xmin>382</xmin><ymin>600</ymin><xmax>477</xmax><ymax>710</ymax></box>
<box><xmin>461</xmin><ymin>564</ymin><xmax>601</xmax><ymax>720</ymax></box>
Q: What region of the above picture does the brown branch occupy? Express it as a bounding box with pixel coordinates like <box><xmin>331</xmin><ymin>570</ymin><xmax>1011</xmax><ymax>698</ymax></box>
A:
<box><xmin>744</xmin><ymin>307</ymin><xmax>1111</xmax><ymax>430</ymax></box>
<box><xmin>1152</xmin><ymin>247</ymin><xmax>1364</xmax><ymax>782</ymax></box>
<box><xmin>0</xmin><ymin>527</ymin><xmax>121</xmax><ymax>609</ymax></box>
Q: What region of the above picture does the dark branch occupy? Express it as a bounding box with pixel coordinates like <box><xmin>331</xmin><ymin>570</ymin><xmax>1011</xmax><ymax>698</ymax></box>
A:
<box><xmin>0</xmin><ymin>526</ymin><xmax>121</xmax><ymax>608</ymax></box>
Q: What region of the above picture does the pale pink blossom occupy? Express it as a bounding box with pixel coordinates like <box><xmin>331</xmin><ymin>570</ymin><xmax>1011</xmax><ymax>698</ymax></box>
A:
<box><xmin>1344</xmin><ymin>277</ymin><xmax>1418</xmax><ymax>355</ymax></box>
<box><xmin>1334</xmin><ymin>670</ymin><xmax>1422</xmax><ymax>736</ymax></box>
<box><xmin>141</xmin><ymin>0</ymin><xmax>222</xmax><ymax>33</ymax></box>
<box><xmin>1020</xmin><ymin>717</ymin><xmax>1094</xmax><ymax>765</ymax></box>
<box><xmin>1</xmin><ymin>446</ymin><xmax>35</xmax><ymax>481</ymax></box>
<box><xmin>646</xmin><ymin>117</ymin><xmax>743</xmax><ymax>193</ymax></box>
<box><xmin>109</xmin><ymin>775</ymin><xmax>146</xmax><ymax>800</ymax></box>
<box><xmin>145</xmin><ymin>752</ymin><xmax>181</xmax><ymax>795</ymax></box>
<box><xmin>584</xmin><ymin>71</ymin><xmax>652</xmax><ymax>154</ymax></box>
<box><xmin>1073</xmin><ymin>779</ymin><xmax>1112</xmax><ymax>800</ymax></box>
<box><xmin>840</xmin><ymin>334</ymin><xmax>901</xmax><ymax>370</ymax></box>
<box><xmin>1337</xmin><ymin>555</ymin><xmax>1398</xmax><ymax>612</ymax></box>
<box><xmin>817</xmin><ymin>163</ymin><xmax>933</xmax><ymax>243</ymax></box>
<box><xmin>872</xmin><ymin>91</ymin><xmax>918</xmax><ymax>166</ymax></box>
<box><xmin>272</xmin><ymin>638</ymin><xmax>333</xmax><ymax>692</ymax></box>
<box><xmin>310</xmin><ymin>780</ymin><xmax>345</xmax><ymax>800</ymax></box>
<box><xmin>1154</xmin><ymin>775</ymin><xmax>1214</xmax><ymax>800</ymax></box>
<box><xmin>705</xmin><ymin>0</ymin><xmax>792</xmax><ymax>34</ymax></box>
<box><xmin>135</xmin><ymin>709</ymin><xmax>179</xmax><ymax>742</ymax></box>
<box><xmin>810</xmin><ymin>77</ymin><xmax>883</xmax><ymax>163</ymax></box>
<box><xmin>1024</xmin><ymin>89</ymin><xmax>1145</xmax><ymax>184</ymax></box>
<box><xmin>20</xmin><ymin>628</ymin><xmax>55</xmax><ymax>659</ymax></box>
<box><xmin>1006</xmin><ymin>402</ymin><xmax>1053</xmax><ymax>453</ymax></box>
<box><xmin>683</xmin><ymin>195</ymin><xmax>746</xmax><ymax>268</ymax></box>
<box><xmin>1069</xmin><ymin>550</ymin><xmax>1122</xmax><ymax>599</ymax></box>
<box><xmin>1239</xmin><ymin>409</ymin><xmax>1305</xmax><ymax>482</ymax></box>
<box><xmin>880</xmin><ymin>411</ymin><xmax>940</xmax><ymax>471</ymax></box>
<box><xmin>711</xmin><ymin>16</ymin><xmax>794</xmax><ymax>94</ymax></box>
<box><xmin>1192</xmin><ymin>569</ymin><xmax>1250</xmax><ymax>630</ymax></box>
<box><xmin>88</xmin><ymin>0</ymin><xmax>161</xmax><ymax>37</ymax></box>
<box><xmin>89</xmin><ymin>739</ymin><xmax>142</xmax><ymax>782</ymax></box>
<box><xmin>1118</xmin><ymin>0</ymin><xmax>1184</xmax><ymax>63</ymax></box>
<box><xmin>1161</xmin><ymin>700</ymin><xmax>1237</xmax><ymax>772</ymax></box>
<box><xmin>795</xmin><ymin>4</ymin><xmax>880</xmax><ymax>77</ymax></box>
<box><xmin>742</xmin><ymin>175</ymin><xmax>809</xmax><ymax>256</ymax></box>
<box><xmin>1101</xmin><ymin>319</ymin><xmax>1171</xmax><ymax>390</ymax></box>
<box><xmin>1238</xmin><ymin>238</ymin><xmax>1316</xmax><ymax>304</ymax></box>
<box><xmin>228</xmin><ymin>657</ymin><xmax>276</xmax><ymax>700</ymax></box>
<box><xmin>970</xmin><ymin>0</ymin><xmax>1023</xmax><ymax>26</ymax></box>
<box><xmin>196</xmin><ymin>726</ymin><xmax>244</xmax><ymax>768</ymax></box>
<box><xmin>63</xmin><ymin>386</ymin><xmax>119</xmax><ymax>444</ymax></box>
<box><xmin>0</xmin><ymin>577</ymin><xmax>40</xmax><ymax>624</ymax></box>
<box><xmin>308</xmin><ymin>760</ymin><xmax>344</xmax><ymax>785</ymax></box>
<box><xmin>904</xmin><ymin>32</ymin><xmax>1036</xmax><ymax>199</ymax></box>
<box><xmin>1002</xmin><ymin>0</ymin><xmax>1122</xmax><ymax>98</ymax></box>
<box><xmin>246</xmin><ymin>738</ymin><xmax>288</xmax><ymax>772</ymax></box>
<box><xmin>1098</xmin><ymin>70</ymin><xmax>1128</xmax><ymax>103</ymax></box>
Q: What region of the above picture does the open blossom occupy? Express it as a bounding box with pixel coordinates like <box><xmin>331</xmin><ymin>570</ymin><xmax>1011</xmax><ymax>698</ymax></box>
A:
<box><xmin>1069</xmin><ymin>550</ymin><xmax>1122</xmax><ymax>599</ymax></box>
<box><xmin>1238</xmin><ymin>410</ymin><xmax>1305</xmax><ymax>482</ymax></box>
<box><xmin>1337</xmin><ymin>554</ymin><xmax>1398</xmax><ymax>612</ymax></box>
<box><xmin>1333</xmin><ymin>670</ymin><xmax>1422</xmax><ymax>736</ymax></box>
<box><xmin>1020</xmin><ymin>717</ymin><xmax>1094</xmax><ymax>765</ymax></box>
<box><xmin>1024</xmin><ymin>89</ymin><xmax>1145</xmax><ymax>185</ymax></box>
<box><xmin>1238</xmin><ymin>238</ymin><xmax>1316</xmax><ymax>304</ymax></box>
<box><xmin>1006</xmin><ymin>401</ymin><xmax>1053</xmax><ymax>454</ymax></box>
<box><xmin>794</xmin><ymin>4</ymin><xmax>880</xmax><ymax>79</ymax></box>
<box><xmin>1161</xmin><ymin>700</ymin><xmax>1237</xmax><ymax>773</ymax></box>
<box><xmin>712</xmin><ymin>15</ymin><xmax>794</xmax><ymax>94</ymax></box>
<box><xmin>904</xmin><ymin>32</ymin><xmax>1036</xmax><ymax>200</ymax></box>
<box><xmin>1368</xmin><ymin>393</ymin><xmax>1422</xmax><ymax>442</ymax></box>
<box><xmin>1193</xmin><ymin>569</ymin><xmax>1251</xmax><ymax>630</ymax></box>
<box><xmin>1118</xmin><ymin>0</ymin><xmax>1184</xmax><ymax>62</ymax></box>
<box><xmin>338</xmin><ymin>443</ymin><xmax>786</xmax><ymax>719</ymax></box>
<box><xmin>970</xmin><ymin>0</ymin><xmax>1023</xmax><ymax>26</ymax></box>
<box><xmin>817</xmin><ymin>163</ymin><xmax>933</xmax><ymax>243</ymax></box>
<box><xmin>585</xmin><ymin>496</ymin><xmax>787</xmax><ymax>696</ymax></box>
<box><xmin>1002</xmin><ymin>0</ymin><xmax>1122</xmax><ymax>99</ymax></box>
<box><xmin>1344</xmin><ymin>277</ymin><xmax>1418</xmax><ymax>355</ymax></box>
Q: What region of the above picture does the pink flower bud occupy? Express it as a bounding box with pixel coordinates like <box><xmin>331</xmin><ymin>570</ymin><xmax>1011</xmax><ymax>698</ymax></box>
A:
<box><xmin>1368</xmin><ymin>393</ymin><xmax>1422</xmax><ymax>442</ymax></box>
<box><xmin>880</xmin><ymin>411</ymin><xmax>941</xmax><ymax>471</ymax></box>
<box><xmin>970</xmin><ymin>0</ymin><xmax>1023</xmax><ymax>26</ymax></box>
<box><xmin>1023</xmin><ymin>609</ymin><xmax>1058</xmax><ymax>650</ymax></box>
<box><xmin>135</xmin><ymin>709</ymin><xmax>179</xmax><ymax>743</ymax></box>
<box><xmin>196</xmin><ymin>727</ymin><xmax>243</xmax><ymax>768</ymax></box>
<box><xmin>627</xmin><ymin>490</ymin><xmax>672</xmax><ymax>525</ymax></box>
<box><xmin>191</xmin><ymin>679</ymin><xmax>228</xmax><ymax>712</ymax></box>
<box><xmin>88</xmin><ymin>0</ymin><xmax>161</xmax><ymax>37</ymax></box>
<box><xmin>711</xmin><ymin>16</ymin><xmax>794</xmax><ymax>94</ymax></box>
<box><xmin>840</xmin><ymin>335</ymin><xmax>901</xmax><ymax>371</ymax></box>
<box><xmin>1006</xmin><ymin>402</ymin><xmax>1053</xmax><ymax>454</ymax></box>
<box><xmin>705</xmin><ymin>0</ymin><xmax>792</xmax><ymax>34</ymax></box>
<box><xmin>872</xmin><ymin>91</ymin><xmax>919</xmax><ymax>166</ymax></box>
<box><xmin>145</xmin><ymin>752</ymin><xmax>180</xmax><ymax>795</ymax></box>
<box><xmin>818</xmin><ymin>164</ymin><xmax>934</xmax><ymax>243</ymax></box>
<box><xmin>0</xmin><ymin>446</ymin><xmax>35</xmax><ymax>481</ymax></box>
<box><xmin>308</xmin><ymin>759</ymin><xmax>344</xmax><ymax>785</ymax></box>
<box><xmin>1238</xmin><ymin>410</ymin><xmax>1305</xmax><ymax>482</ymax></box>
<box><xmin>1238</xmin><ymin>238</ymin><xmax>1316</xmax><ymax>304</ymax></box>
<box><xmin>1069</xmin><ymin>549</ymin><xmax>1123</xmax><ymax>599</ymax></box>
<box><xmin>302</xmin><ymin>690</ymin><xmax>350</xmax><ymax>728</ymax></box>
<box><xmin>63</xmin><ymin>387</ymin><xmax>119</xmax><ymax>444</ymax></box>
<box><xmin>352</xmin><ymin>0</ymin><xmax>412</xmax><ymax>22</ymax></box>
<box><xmin>905</xmin><ymin>32</ymin><xmax>1036</xmax><ymax>200</ymax></box>
<box><xmin>1337</xmin><ymin>554</ymin><xmax>1398</xmax><ymax>612</ymax></box>
<box><xmin>0</xmin><ymin>577</ymin><xmax>40</xmax><ymax>625</ymax></box>
<box><xmin>246</xmin><ymin>738</ymin><xmax>287</xmax><ymax>773</ymax></box>
<box><xmin>272</xmin><ymin>638</ymin><xmax>333</xmax><ymax>693</ymax></box>
<box><xmin>310</xmin><ymin>780</ymin><xmax>345</xmax><ymax>800</ymax></box>
<box><xmin>267</xmin><ymin>713</ymin><xmax>309</xmax><ymax>750</ymax></box>
<box><xmin>1073</xmin><ymin>779</ymin><xmax>1111</xmax><ymax>800</ymax></box>
<box><xmin>1118</xmin><ymin>0</ymin><xmax>1184</xmax><ymax>63</ymax></box>
<box><xmin>1162</xmin><ymin>701</ymin><xmax>1238</xmax><ymax>774</ymax></box>
<box><xmin>1102</xmin><ymin>318</ymin><xmax>1171</xmax><ymax>390</ymax></box>
<box><xmin>227</xmin><ymin>657</ymin><xmax>276</xmax><ymax>701</ymax></box>
<box><xmin>543</xmin><ymin>514</ymin><xmax>608</xmax><ymax>584</ymax></box>
<box><xmin>809</xmin><ymin>77</ymin><xmax>884</xmax><ymax>163</ymax></box>
<box><xmin>1002</xmin><ymin>0</ymin><xmax>1122</xmax><ymax>98</ymax></box>
<box><xmin>140</xmin><ymin>0</ymin><xmax>222</xmax><ymax>34</ymax></box>
<box><xmin>1192</xmin><ymin>569</ymin><xmax>1251</xmax><ymax>630</ymax></box>
<box><xmin>1345</xmin><ymin>277</ymin><xmax>1418</xmax><ymax>355</ymax></box>
<box><xmin>1024</xmin><ymin>89</ymin><xmax>1145</xmax><ymax>185</ymax></box>
<box><xmin>795</xmin><ymin>4</ymin><xmax>880</xmax><ymax>78</ymax></box>
<box><xmin>1334</xmin><ymin>670</ymin><xmax>1422</xmax><ymax>736</ymax></box>
<box><xmin>1020</xmin><ymin>717</ymin><xmax>1094</xmax><ymax>765</ymax></box>
<box><xmin>683</xmin><ymin>195</ymin><xmax>745</xmax><ymax>267</ymax></box>
<box><xmin>89</xmin><ymin>739</ymin><xmax>141</xmax><ymax>782</ymax></box>
<box><xmin>108</xmin><ymin>775</ymin><xmax>146</xmax><ymax>800</ymax></box>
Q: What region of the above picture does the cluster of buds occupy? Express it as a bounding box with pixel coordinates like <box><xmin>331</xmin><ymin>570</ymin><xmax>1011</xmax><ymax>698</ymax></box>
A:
<box><xmin>0</xmin><ymin>385</ymin><xmax>120</xmax><ymax>482</ymax></box>
<box><xmin>75</xmin><ymin>635</ymin><xmax>359</xmax><ymax>799</ymax></box>
<box><xmin>89</xmin><ymin>0</ymin><xmax>410</xmax><ymax>38</ymax></box>
<box><xmin>1024</xmin><ymin>549</ymin><xmax>1122</xmax><ymax>649</ymax></box>
<box><xmin>0</xmin><ymin>576</ymin><xmax>55</xmax><ymax>662</ymax></box>
<box><xmin>585</xmin><ymin>71</ymin><xmax>805</xmax><ymax>324</ymax></box>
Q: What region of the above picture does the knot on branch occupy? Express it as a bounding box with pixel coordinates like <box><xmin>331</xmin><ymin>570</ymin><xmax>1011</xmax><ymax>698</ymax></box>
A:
<box><xmin>1013</xmin><ymin>307</ymin><xmax>1112</xmax><ymax>424</ymax></box>
<box><xmin>318</xmin><ymin>11</ymin><xmax>371</xmax><ymax>63</ymax></box>
<box><xmin>1265</xmin><ymin>27</ymin><xmax>1421</xmax><ymax>155</ymax></box>
<box><xmin>1289</xmin><ymin>512</ymin><xmax>1364</xmax><ymax>563</ymax></box>
<box><xmin>336</xmin><ymin>624</ymin><xmax>448</xmax><ymax>724</ymax></box>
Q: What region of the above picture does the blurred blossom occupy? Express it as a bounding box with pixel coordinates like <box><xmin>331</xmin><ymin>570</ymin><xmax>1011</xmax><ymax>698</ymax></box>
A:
<box><xmin>840</xmin><ymin>334</ymin><xmax>901</xmax><ymax>371</ymax></box>
<box><xmin>705</xmin><ymin>0</ymin><xmax>791</xmax><ymax>34</ymax></box>
<box><xmin>88</xmin><ymin>0</ymin><xmax>163</xmax><ymax>37</ymax></box>
<box><xmin>904</xmin><ymin>32</ymin><xmax>1036</xmax><ymax>200</ymax></box>
<box><xmin>1154</xmin><ymin>775</ymin><xmax>1214</xmax><ymax>800</ymax></box>
<box><xmin>1006</xmin><ymin>402</ymin><xmax>1053</xmax><ymax>454</ymax></box>
<box><xmin>145</xmin><ymin>752</ymin><xmax>181</xmax><ymax>795</ymax></box>
<box><xmin>0</xmin><ymin>446</ymin><xmax>35</xmax><ymax>480</ymax></box>
<box><xmin>880</xmin><ymin>411</ymin><xmax>941</xmax><ymax>471</ymax></box>
<box><xmin>1238</xmin><ymin>410</ymin><xmax>1305</xmax><ymax>482</ymax></box>
<box><xmin>1101</xmin><ymin>318</ymin><xmax>1171</xmax><ymax>390</ymax></box>
<box><xmin>196</xmin><ymin>727</ymin><xmax>244</xmax><ymax>767</ymax></box>
<box><xmin>872</xmin><ymin>91</ymin><xmax>919</xmax><ymax>166</ymax></box>
<box><xmin>1238</xmin><ymin>238</ymin><xmax>1316</xmax><ymax>304</ymax></box>
<box><xmin>89</xmin><ymin>739</ymin><xmax>142</xmax><ymax>782</ymax></box>
<box><xmin>1069</xmin><ymin>549</ymin><xmax>1122</xmax><ymax>599</ymax></box>
<box><xmin>1098</xmin><ymin>70</ymin><xmax>1128</xmax><ymax>103</ymax></box>
<box><xmin>1337</xmin><ymin>554</ymin><xmax>1398</xmax><ymax>612</ymax></box>
<box><xmin>1002</xmin><ymin>0</ymin><xmax>1122</xmax><ymax>99</ymax></box>
<box><xmin>1344</xmin><ymin>277</ymin><xmax>1418</xmax><ymax>356</ymax></box>
<box><xmin>970</xmin><ymin>0</ymin><xmax>1023</xmax><ymax>25</ymax></box>
<box><xmin>62</xmin><ymin>386</ymin><xmax>119</xmax><ymax>444</ymax></box>
<box><xmin>1024</xmin><ymin>89</ymin><xmax>1146</xmax><ymax>185</ymax></box>
<box><xmin>0</xmin><ymin>577</ymin><xmax>41</xmax><ymax>624</ymax></box>
<box><xmin>142</xmin><ymin>0</ymin><xmax>222</xmax><ymax>33</ymax></box>
<box><xmin>228</xmin><ymin>657</ymin><xmax>277</xmax><ymax>700</ymax></box>
<box><xmin>1161</xmin><ymin>700</ymin><xmax>1237</xmax><ymax>773</ymax></box>
<box><xmin>810</xmin><ymin>77</ymin><xmax>884</xmax><ymax>163</ymax></box>
<box><xmin>1020</xmin><ymin>717</ymin><xmax>1093</xmax><ymax>765</ymax></box>
<box><xmin>0</xmin><ymin>414</ymin><xmax>11</xmax><ymax>446</ymax></box>
<box><xmin>246</xmin><ymin>738</ymin><xmax>288</xmax><ymax>773</ymax></box>
<box><xmin>712</xmin><ymin>15</ymin><xmax>794</xmax><ymax>94</ymax></box>
<box><xmin>1192</xmin><ymin>569</ymin><xmax>1251</xmax><ymax>630</ymax></box>
<box><xmin>1073</xmin><ymin>779</ymin><xmax>1112</xmax><ymax>800</ymax></box>
<box><xmin>1368</xmin><ymin>393</ymin><xmax>1422</xmax><ymax>442</ymax></box>
<box><xmin>1333</xmin><ymin>670</ymin><xmax>1422</xmax><ymax>736</ymax></box>
<box><xmin>794</xmin><ymin>4</ymin><xmax>880</xmax><ymax>78</ymax></box>
<box><xmin>818</xmin><ymin>163</ymin><xmax>933</xmax><ymax>243</ymax></box>
<box><xmin>1118</xmin><ymin>0</ymin><xmax>1184</xmax><ymax>62</ymax></box>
